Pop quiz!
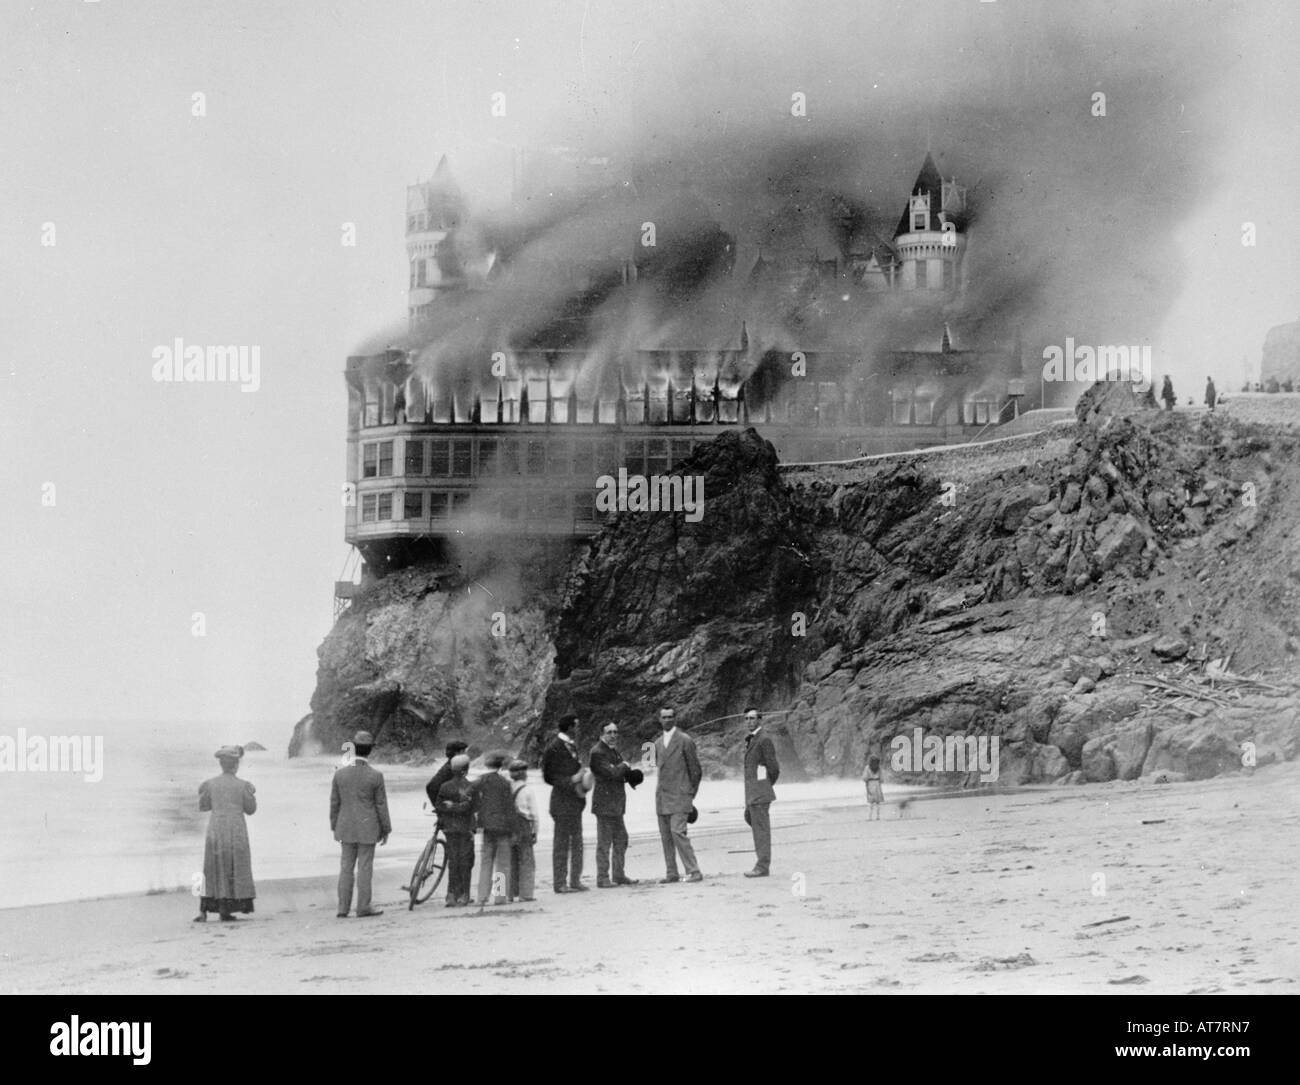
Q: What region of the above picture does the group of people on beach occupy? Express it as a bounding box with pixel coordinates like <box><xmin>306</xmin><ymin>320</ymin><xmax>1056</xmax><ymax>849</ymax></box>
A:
<box><xmin>194</xmin><ymin>706</ymin><xmax>886</xmax><ymax>920</ymax></box>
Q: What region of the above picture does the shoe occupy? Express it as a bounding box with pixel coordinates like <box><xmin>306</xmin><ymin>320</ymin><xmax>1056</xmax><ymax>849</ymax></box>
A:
<box><xmin>192</xmin><ymin>914</ymin><xmax>207</xmax><ymax>923</ymax></box>
<box><xmin>336</xmin><ymin>912</ymin><xmax>349</xmax><ymax>918</ymax></box>
<box><xmin>744</xmin><ymin>868</ymin><xmax>770</xmax><ymax>878</ymax></box>
<box><xmin>445</xmin><ymin>899</ymin><xmax>460</xmax><ymax>908</ymax></box>
<box><xmin>568</xmin><ymin>883</ymin><xmax>589</xmax><ymax>892</ymax></box>
<box><xmin>613</xmin><ymin>877</ymin><xmax>639</xmax><ymax>886</ymax></box>
<box><xmin>519</xmin><ymin>897</ymin><xmax>536</xmax><ymax>902</ymax></box>
<box><xmin>596</xmin><ymin>880</ymin><xmax>613</xmax><ymax>888</ymax></box>
<box><xmin>659</xmin><ymin>875</ymin><xmax>680</xmax><ymax>884</ymax></box>
<box><xmin>493</xmin><ymin>897</ymin><xmax>508</xmax><ymax>906</ymax></box>
<box><xmin>554</xmin><ymin>886</ymin><xmax>570</xmax><ymax>894</ymax></box>
<box><xmin>356</xmin><ymin>908</ymin><xmax>384</xmax><ymax>917</ymax></box>
<box><xmin>686</xmin><ymin>872</ymin><xmax>704</xmax><ymax>883</ymax></box>
<box><xmin>219</xmin><ymin>914</ymin><xmax>239</xmax><ymax>922</ymax></box>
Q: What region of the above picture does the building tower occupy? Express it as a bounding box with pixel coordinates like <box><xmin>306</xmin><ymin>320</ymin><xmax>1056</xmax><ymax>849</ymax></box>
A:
<box><xmin>406</xmin><ymin>156</ymin><xmax>467</xmax><ymax>328</ymax></box>
<box><xmin>892</xmin><ymin>152</ymin><xmax>967</xmax><ymax>294</ymax></box>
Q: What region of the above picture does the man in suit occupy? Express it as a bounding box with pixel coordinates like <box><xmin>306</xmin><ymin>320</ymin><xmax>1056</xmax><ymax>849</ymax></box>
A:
<box><xmin>589</xmin><ymin>722</ymin><xmax>641</xmax><ymax>888</ymax></box>
<box><xmin>654</xmin><ymin>706</ymin><xmax>703</xmax><ymax>883</ymax></box>
<box><xmin>542</xmin><ymin>715</ymin><xmax>588</xmax><ymax>893</ymax></box>
<box><xmin>330</xmin><ymin>730</ymin><xmax>392</xmax><ymax>918</ymax></box>
<box><xmin>742</xmin><ymin>709</ymin><xmax>780</xmax><ymax>877</ymax></box>
<box><xmin>425</xmin><ymin>739</ymin><xmax>468</xmax><ymax>806</ymax></box>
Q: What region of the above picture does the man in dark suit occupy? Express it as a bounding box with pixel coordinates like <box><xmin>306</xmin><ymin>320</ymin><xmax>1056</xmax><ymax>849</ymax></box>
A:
<box><xmin>542</xmin><ymin>715</ymin><xmax>587</xmax><ymax>893</ymax></box>
<box><xmin>589</xmin><ymin>722</ymin><xmax>640</xmax><ymax>888</ymax></box>
<box><xmin>654</xmin><ymin>707</ymin><xmax>703</xmax><ymax>883</ymax></box>
<box><xmin>435</xmin><ymin>754</ymin><xmax>475</xmax><ymax>906</ymax></box>
<box><xmin>425</xmin><ymin>739</ymin><xmax>468</xmax><ymax>806</ymax></box>
<box><xmin>330</xmin><ymin>730</ymin><xmax>392</xmax><ymax>917</ymax></box>
<box><xmin>742</xmin><ymin>709</ymin><xmax>780</xmax><ymax>877</ymax></box>
<box><xmin>472</xmin><ymin>751</ymin><xmax>516</xmax><ymax>905</ymax></box>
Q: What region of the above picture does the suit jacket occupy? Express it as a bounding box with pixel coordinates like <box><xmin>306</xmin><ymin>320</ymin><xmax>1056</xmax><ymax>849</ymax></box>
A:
<box><xmin>743</xmin><ymin>730</ymin><xmax>780</xmax><ymax>805</ymax></box>
<box><xmin>472</xmin><ymin>770</ymin><xmax>516</xmax><ymax>834</ymax></box>
<box><xmin>654</xmin><ymin>730</ymin><xmax>702</xmax><ymax>816</ymax></box>
<box><xmin>435</xmin><ymin>775</ymin><xmax>476</xmax><ymax>835</ymax></box>
<box><xmin>589</xmin><ymin>740</ymin><xmax>631</xmax><ymax>817</ymax></box>
<box><xmin>542</xmin><ymin>735</ymin><xmax>586</xmax><ymax>817</ymax></box>
<box><xmin>425</xmin><ymin>760</ymin><xmax>456</xmax><ymax>807</ymax></box>
<box><xmin>330</xmin><ymin>759</ymin><xmax>392</xmax><ymax>844</ymax></box>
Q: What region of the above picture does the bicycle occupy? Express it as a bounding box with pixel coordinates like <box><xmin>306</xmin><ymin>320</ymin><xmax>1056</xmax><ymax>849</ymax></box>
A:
<box><xmin>406</xmin><ymin>803</ymin><xmax>448</xmax><ymax>910</ymax></box>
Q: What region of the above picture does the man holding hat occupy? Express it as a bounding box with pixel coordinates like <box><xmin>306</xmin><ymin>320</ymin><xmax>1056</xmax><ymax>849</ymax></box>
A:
<box><xmin>329</xmin><ymin>730</ymin><xmax>392</xmax><ymax>918</ymax></box>
<box><xmin>542</xmin><ymin>715</ymin><xmax>588</xmax><ymax>893</ymax></box>
<box><xmin>742</xmin><ymin>709</ymin><xmax>780</xmax><ymax>877</ymax></box>
<box><xmin>589</xmin><ymin>722</ymin><xmax>642</xmax><ymax>888</ymax></box>
<box><xmin>654</xmin><ymin>707</ymin><xmax>703</xmax><ymax>883</ymax></box>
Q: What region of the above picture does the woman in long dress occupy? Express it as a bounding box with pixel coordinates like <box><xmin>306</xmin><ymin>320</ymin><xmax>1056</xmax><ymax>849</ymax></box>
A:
<box><xmin>195</xmin><ymin>745</ymin><xmax>257</xmax><ymax>921</ymax></box>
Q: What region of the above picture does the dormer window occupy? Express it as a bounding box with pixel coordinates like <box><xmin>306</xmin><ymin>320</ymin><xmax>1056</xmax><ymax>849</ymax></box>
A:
<box><xmin>910</xmin><ymin>192</ymin><xmax>929</xmax><ymax>232</ymax></box>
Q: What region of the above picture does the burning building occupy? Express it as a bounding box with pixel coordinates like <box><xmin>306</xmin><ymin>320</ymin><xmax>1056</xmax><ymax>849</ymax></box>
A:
<box><xmin>341</xmin><ymin>149</ymin><xmax>1024</xmax><ymax>578</ymax></box>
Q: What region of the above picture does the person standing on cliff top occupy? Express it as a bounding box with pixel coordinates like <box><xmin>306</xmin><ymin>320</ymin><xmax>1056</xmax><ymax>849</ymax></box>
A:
<box><xmin>330</xmin><ymin>730</ymin><xmax>391</xmax><ymax>918</ymax></box>
<box><xmin>654</xmin><ymin>707</ymin><xmax>703</xmax><ymax>883</ymax></box>
<box><xmin>742</xmin><ymin>710</ymin><xmax>780</xmax><ymax>877</ymax></box>
<box><xmin>1205</xmin><ymin>376</ymin><xmax>1217</xmax><ymax>411</ymax></box>
<box><xmin>542</xmin><ymin>715</ymin><xmax>589</xmax><ymax>893</ymax></box>
<box><xmin>1161</xmin><ymin>375</ymin><xmax>1176</xmax><ymax>411</ymax></box>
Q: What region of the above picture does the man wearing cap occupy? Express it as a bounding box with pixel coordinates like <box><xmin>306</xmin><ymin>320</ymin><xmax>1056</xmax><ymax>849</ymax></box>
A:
<box><xmin>654</xmin><ymin>707</ymin><xmax>703</xmax><ymax>883</ymax></box>
<box><xmin>541</xmin><ymin>715</ymin><xmax>588</xmax><ymax>893</ymax></box>
<box><xmin>589</xmin><ymin>723</ymin><xmax>642</xmax><ymax>888</ymax></box>
<box><xmin>330</xmin><ymin>730</ymin><xmax>392</xmax><ymax>918</ymax></box>
<box><xmin>435</xmin><ymin>754</ymin><xmax>475</xmax><ymax>906</ymax></box>
<box><xmin>472</xmin><ymin>752</ymin><xmax>516</xmax><ymax>905</ymax></box>
<box><xmin>742</xmin><ymin>709</ymin><xmax>781</xmax><ymax>877</ymax></box>
<box><xmin>425</xmin><ymin>739</ymin><xmax>468</xmax><ymax>807</ymax></box>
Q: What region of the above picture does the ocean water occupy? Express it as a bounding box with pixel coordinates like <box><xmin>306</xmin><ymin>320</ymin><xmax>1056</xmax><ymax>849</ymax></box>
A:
<box><xmin>0</xmin><ymin>720</ymin><xmax>875</xmax><ymax>909</ymax></box>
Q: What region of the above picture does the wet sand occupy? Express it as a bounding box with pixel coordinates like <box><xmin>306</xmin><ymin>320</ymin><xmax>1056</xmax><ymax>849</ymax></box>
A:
<box><xmin>3</xmin><ymin>764</ymin><xmax>1297</xmax><ymax>994</ymax></box>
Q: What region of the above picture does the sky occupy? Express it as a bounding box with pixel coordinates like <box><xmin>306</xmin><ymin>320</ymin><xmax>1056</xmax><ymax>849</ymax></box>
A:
<box><xmin>1</xmin><ymin>0</ymin><xmax>1296</xmax><ymax>728</ymax></box>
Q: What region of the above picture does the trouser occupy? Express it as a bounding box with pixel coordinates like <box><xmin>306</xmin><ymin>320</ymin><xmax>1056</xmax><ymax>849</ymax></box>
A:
<box><xmin>337</xmin><ymin>842</ymin><xmax>376</xmax><ymax>914</ymax></box>
<box><xmin>510</xmin><ymin>839</ymin><xmax>536</xmax><ymax>899</ymax></box>
<box><xmin>552</xmin><ymin>811</ymin><xmax>584</xmax><ymax>888</ymax></box>
<box><xmin>444</xmin><ymin>832</ymin><xmax>475</xmax><ymax>902</ymax></box>
<box><xmin>476</xmin><ymin>830</ymin><xmax>512</xmax><ymax>903</ymax></box>
<box><xmin>747</xmin><ymin>801</ymin><xmax>772</xmax><ymax>872</ymax></box>
<box><xmin>595</xmin><ymin>815</ymin><xmax>629</xmax><ymax>882</ymax></box>
<box><xmin>657</xmin><ymin>812</ymin><xmax>700</xmax><ymax>878</ymax></box>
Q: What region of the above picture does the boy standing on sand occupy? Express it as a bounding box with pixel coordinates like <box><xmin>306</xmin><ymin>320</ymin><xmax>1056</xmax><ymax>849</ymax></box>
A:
<box><xmin>435</xmin><ymin>754</ymin><xmax>475</xmax><ymax>907</ymax></box>
<box><xmin>508</xmin><ymin>759</ymin><xmax>539</xmax><ymax>902</ymax></box>
<box><xmin>863</xmin><ymin>754</ymin><xmax>884</xmax><ymax>820</ymax></box>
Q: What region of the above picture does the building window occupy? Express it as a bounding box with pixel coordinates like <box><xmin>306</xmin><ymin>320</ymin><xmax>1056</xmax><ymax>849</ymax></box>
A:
<box><xmin>429</xmin><ymin>492</ymin><xmax>450</xmax><ymax>519</ymax></box>
<box><xmin>915</xmin><ymin>260</ymin><xmax>928</xmax><ymax>289</ymax></box>
<box><xmin>912</xmin><ymin>212</ymin><xmax>925</xmax><ymax>231</ymax></box>
<box><xmin>403</xmin><ymin>491</ymin><xmax>423</xmax><ymax>520</ymax></box>
<box><xmin>670</xmin><ymin>439</ymin><xmax>693</xmax><ymax>466</ymax></box>
<box><xmin>361</xmin><ymin>494</ymin><xmax>377</xmax><ymax>522</ymax></box>
<box><xmin>571</xmin><ymin>440</ymin><xmax>594</xmax><ymax>477</ymax></box>
<box><xmin>646</xmin><ymin>438</ymin><xmax>668</xmax><ymax>476</ymax></box>
<box><xmin>417</xmin><ymin>260</ymin><xmax>428</xmax><ymax>287</ymax></box>
<box><xmin>405</xmin><ymin>440</ymin><xmax>425</xmax><ymax>475</ymax></box>
<box><xmin>430</xmin><ymin>439</ymin><xmax>450</xmax><ymax>475</ymax></box>
<box><xmin>363</xmin><ymin>441</ymin><xmax>394</xmax><ymax>478</ymax></box>
<box><xmin>477</xmin><ymin>439</ymin><xmax>497</xmax><ymax>476</ymax></box>
<box><xmin>548</xmin><ymin>440</ymin><xmax>572</xmax><ymax>476</ymax></box>
<box><xmin>892</xmin><ymin>395</ymin><xmax>912</xmax><ymax>425</ymax></box>
<box><xmin>451</xmin><ymin>439</ymin><xmax>472</xmax><ymax>477</ymax></box>
<box><xmin>377</xmin><ymin>493</ymin><xmax>392</xmax><ymax>520</ymax></box>
<box><xmin>526</xmin><ymin>440</ymin><xmax>546</xmax><ymax>475</ymax></box>
<box><xmin>500</xmin><ymin>439</ymin><xmax>521</xmax><ymax>476</ymax></box>
<box><xmin>623</xmin><ymin>440</ymin><xmax>646</xmax><ymax>476</ymax></box>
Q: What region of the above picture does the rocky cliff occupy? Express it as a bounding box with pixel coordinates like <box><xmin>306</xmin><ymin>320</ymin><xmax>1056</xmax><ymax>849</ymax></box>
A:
<box><xmin>537</xmin><ymin>385</ymin><xmax>1300</xmax><ymax>783</ymax></box>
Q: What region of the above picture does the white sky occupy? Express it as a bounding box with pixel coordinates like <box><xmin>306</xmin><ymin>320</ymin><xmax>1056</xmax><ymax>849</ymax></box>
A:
<box><xmin>1</xmin><ymin>0</ymin><xmax>1295</xmax><ymax>726</ymax></box>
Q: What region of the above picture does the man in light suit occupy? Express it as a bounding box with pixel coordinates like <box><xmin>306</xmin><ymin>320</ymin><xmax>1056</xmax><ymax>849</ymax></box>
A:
<box><xmin>330</xmin><ymin>730</ymin><xmax>392</xmax><ymax>918</ymax></box>
<box><xmin>742</xmin><ymin>709</ymin><xmax>780</xmax><ymax>877</ymax></box>
<box><xmin>654</xmin><ymin>706</ymin><xmax>703</xmax><ymax>883</ymax></box>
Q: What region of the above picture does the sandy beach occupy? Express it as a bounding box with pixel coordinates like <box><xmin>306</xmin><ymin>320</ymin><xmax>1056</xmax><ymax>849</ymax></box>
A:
<box><xmin>3</xmin><ymin>763</ymin><xmax>1297</xmax><ymax>995</ymax></box>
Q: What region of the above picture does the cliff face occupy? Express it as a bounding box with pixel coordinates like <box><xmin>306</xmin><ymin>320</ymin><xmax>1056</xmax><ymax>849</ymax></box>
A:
<box><xmin>292</xmin><ymin>554</ymin><xmax>564</xmax><ymax>759</ymax></box>
<box><xmin>1262</xmin><ymin>320</ymin><xmax>1300</xmax><ymax>385</ymax></box>
<box><xmin>534</xmin><ymin>393</ymin><xmax>1300</xmax><ymax>782</ymax></box>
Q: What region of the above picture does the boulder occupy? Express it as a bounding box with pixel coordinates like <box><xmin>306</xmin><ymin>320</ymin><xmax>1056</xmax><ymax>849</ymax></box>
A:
<box><xmin>1141</xmin><ymin>720</ymin><xmax>1242</xmax><ymax>780</ymax></box>
<box><xmin>1092</xmin><ymin>514</ymin><xmax>1148</xmax><ymax>573</ymax></box>
<box><xmin>1151</xmin><ymin>635</ymin><xmax>1189</xmax><ymax>660</ymax></box>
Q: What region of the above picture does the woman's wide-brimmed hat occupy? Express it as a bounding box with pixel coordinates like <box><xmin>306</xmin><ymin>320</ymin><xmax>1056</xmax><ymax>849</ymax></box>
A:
<box><xmin>214</xmin><ymin>745</ymin><xmax>244</xmax><ymax>760</ymax></box>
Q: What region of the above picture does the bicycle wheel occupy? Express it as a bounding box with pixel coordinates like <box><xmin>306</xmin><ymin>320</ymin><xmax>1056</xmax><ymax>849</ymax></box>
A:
<box><xmin>410</xmin><ymin>832</ymin><xmax>447</xmax><ymax>907</ymax></box>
